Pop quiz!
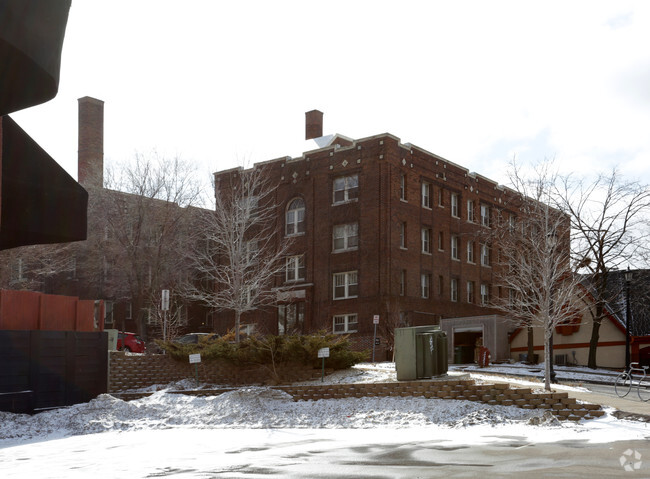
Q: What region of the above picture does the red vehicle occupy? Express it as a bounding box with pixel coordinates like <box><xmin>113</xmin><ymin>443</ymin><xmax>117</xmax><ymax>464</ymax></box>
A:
<box><xmin>117</xmin><ymin>332</ymin><xmax>146</xmax><ymax>353</ymax></box>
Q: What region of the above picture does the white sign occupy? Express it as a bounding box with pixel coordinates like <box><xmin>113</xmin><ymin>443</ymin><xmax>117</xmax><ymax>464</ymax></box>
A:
<box><xmin>373</xmin><ymin>315</ymin><xmax>380</xmax><ymax>324</ymax></box>
<box><xmin>161</xmin><ymin>289</ymin><xmax>170</xmax><ymax>311</ymax></box>
<box><xmin>189</xmin><ymin>353</ymin><xmax>201</xmax><ymax>364</ymax></box>
<box><xmin>317</xmin><ymin>347</ymin><xmax>330</xmax><ymax>358</ymax></box>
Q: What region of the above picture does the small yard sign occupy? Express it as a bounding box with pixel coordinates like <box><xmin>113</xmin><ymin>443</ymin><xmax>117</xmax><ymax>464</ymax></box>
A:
<box><xmin>189</xmin><ymin>353</ymin><xmax>201</xmax><ymax>387</ymax></box>
<box><xmin>189</xmin><ymin>354</ymin><xmax>201</xmax><ymax>364</ymax></box>
<box><xmin>318</xmin><ymin>347</ymin><xmax>330</xmax><ymax>382</ymax></box>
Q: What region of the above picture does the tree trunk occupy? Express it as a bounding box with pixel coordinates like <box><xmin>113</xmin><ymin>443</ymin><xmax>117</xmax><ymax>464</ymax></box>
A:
<box><xmin>587</xmin><ymin>317</ymin><xmax>602</xmax><ymax>369</ymax></box>
<box><xmin>527</xmin><ymin>326</ymin><xmax>535</xmax><ymax>364</ymax></box>
<box><xmin>235</xmin><ymin>310</ymin><xmax>241</xmax><ymax>343</ymax></box>
<box><xmin>544</xmin><ymin>325</ymin><xmax>552</xmax><ymax>391</ymax></box>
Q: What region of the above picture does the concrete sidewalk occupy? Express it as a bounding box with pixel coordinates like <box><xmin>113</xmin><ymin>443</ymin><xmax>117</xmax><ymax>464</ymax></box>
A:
<box><xmin>567</xmin><ymin>389</ymin><xmax>650</xmax><ymax>420</ymax></box>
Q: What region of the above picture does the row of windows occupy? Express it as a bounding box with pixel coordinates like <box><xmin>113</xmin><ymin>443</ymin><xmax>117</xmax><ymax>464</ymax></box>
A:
<box><xmin>402</xmin><ymin>225</ymin><xmax>491</xmax><ymax>266</ymax></box>
<box><xmin>417</xmin><ymin>274</ymin><xmax>491</xmax><ymax>305</ymax></box>
<box><xmin>412</xmin><ymin>178</ymin><xmax>492</xmax><ymax>227</ymax></box>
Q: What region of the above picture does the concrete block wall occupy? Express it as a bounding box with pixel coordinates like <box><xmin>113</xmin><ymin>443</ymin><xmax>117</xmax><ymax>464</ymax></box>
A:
<box><xmin>108</xmin><ymin>352</ymin><xmax>320</xmax><ymax>392</ymax></box>
<box><xmin>277</xmin><ymin>379</ymin><xmax>604</xmax><ymax>421</ymax></box>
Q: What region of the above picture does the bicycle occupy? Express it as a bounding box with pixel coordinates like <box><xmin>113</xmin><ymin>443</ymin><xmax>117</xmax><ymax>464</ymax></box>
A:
<box><xmin>614</xmin><ymin>362</ymin><xmax>650</xmax><ymax>401</ymax></box>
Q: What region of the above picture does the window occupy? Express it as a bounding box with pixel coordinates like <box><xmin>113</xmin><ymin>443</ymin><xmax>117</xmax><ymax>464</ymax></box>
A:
<box><xmin>333</xmin><ymin>271</ymin><xmax>358</xmax><ymax>299</ymax></box>
<box><xmin>333</xmin><ymin>175</ymin><xmax>359</xmax><ymax>204</ymax></box>
<box><xmin>421</xmin><ymin>228</ymin><xmax>431</xmax><ymax>254</ymax></box>
<box><xmin>400</xmin><ymin>270</ymin><xmax>406</xmax><ymax>296</ymax></box>
<box><xmin>104</xmin><ymin>301</ymin><xmax>114</xmax><ymax>324</ymax></box>
<box><xmin>333</xmin><ymin>314</ymin><xmax>358</xmax><ymax>333</ymax></box>
<box><xmin>467</xmin><ymin>200</ymin><xmax>475</xmax><ymax>223</ymax></box>
<box><xmin>245</xmin><ymin>240</ymin><xmax>259</xmax><ymax>262</ymax></box>
<box><xmin>480</xmin><ymin>204</ymin><xmax>491</xmax><ymax>227</ymax></box>
<box><xmin>286</xmin><ymin>255</ymin><xmax>305</xmax><ymax>282</ymax></box>
<box><xmin>421</xmin><ymin>273</ymin><xmax>431</xmax><ymax>298</ymax></box>
<box><xmin>467</xmin><ymin>240</ymin><xmax>475</xmax><ymax>263</ymax></box>
<box><xmin>481</xmin><ymin>243</ymin><xmax>491</xmax><ymax>266</ymax></box>
<box><xmin>438</xmin><ymin>189</ymin><xmax>444</xmax><ymax>207</ymax></box>
<box><xmin>451</xmin><ymin>235</ymin><xmax>459</xmax><ymax>260</ymax></box>
<box><xmin>451</xmin><ymin>193</ymin><xmax>459</xmax><ymax>218</ymax></box>
<box><xmin>421</xmin><ymin>182</ymin><xmax>431</xmax><ymax>208</ymax></box>
<box><xmin>333</xmin><ymin>223</ymin><xmax>359</xmax><ymax>252</ymax></box>
<box><xmin>400</xmin><ymin>222</ymin><xmax>407</xmax><ymax>249</ymax></box>
<box><xmin>480</xmin><ymin>283</ymin><xmax>490</xmax><ymax>305</ymax></box>
<box><xmin>509</xmin><ymin>214</ymin><xmax>516</xmax><ymax>231</ymax></box>
<box><xmin>278</xmin><ymin>302</ymin><xmax>305</xmax><ymax>335</ymax></box>
<box><xmin>285</xmin><ymin>198</ymin><xmax>305</xmax><ymax>236</ymax></box>
<box><xmin>438</xmin><ymin>275</ymin><xmax>444</xmax><ymax>295</ymax></box>
<box><xmin>450</xmin><ymin>278</ymin><xmax>458</xmax><ymax>302</ymax></box>
<box><xmin>400</xmin><ymin>173</ymin><xmax>407</xmax><ymax>201</ymax></box>
<box><xmin>438</xmin><ymin>231</ymin><xmax>444</xmax><ymax>251</ymax></box>
<box><xmin>467</xmin><ymin>281</ymin><xmax>475</xmax><ymax>303</ymax></box>
<box><xmin>126</xmin><ymin>302</ymin><xmax>132</xmax><ymax>320</ymax></box>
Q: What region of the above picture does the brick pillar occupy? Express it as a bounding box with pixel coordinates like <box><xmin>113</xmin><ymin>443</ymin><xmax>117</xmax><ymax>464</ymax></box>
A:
<box><xmin>78</xmin><ymin>96</ymin><xmax>104</xmax><ymax>188</ymax></box>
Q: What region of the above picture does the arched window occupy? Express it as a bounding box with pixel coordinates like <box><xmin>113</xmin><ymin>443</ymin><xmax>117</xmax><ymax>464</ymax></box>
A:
<box><xmin>286</xmin><ymin>198</ymin><xmax>305</xmax><ymax>236</ymax></box>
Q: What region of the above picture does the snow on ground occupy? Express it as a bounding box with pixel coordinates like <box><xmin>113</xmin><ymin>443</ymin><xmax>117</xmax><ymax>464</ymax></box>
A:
<box><xmin>0</xmin><ymin>362</ymin><xmax>648</xmax><ymax>447</ymax></box>
<box><xmin>1</xmin><ymin>362</ymin><xmax>649</xmax><ymax>478</ymax></box>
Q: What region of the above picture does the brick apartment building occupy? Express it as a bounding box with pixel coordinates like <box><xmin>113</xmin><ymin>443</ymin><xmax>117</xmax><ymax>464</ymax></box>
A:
<box><xmin>214</xmin><ymin>111</ymin><xmax>519</xmax><ymax>357</ymax></box>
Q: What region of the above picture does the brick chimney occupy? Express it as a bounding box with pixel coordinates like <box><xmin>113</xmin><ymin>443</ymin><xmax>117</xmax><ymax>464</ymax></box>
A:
<box><xmin>305</xmin><ymin>109</ymin><xmax>323</xmax><ymax>140</ymax></box>
<box><xmin>78</xmin><ymin>96</ymin><xmax>104</xmax><ymax>188</ymax></box>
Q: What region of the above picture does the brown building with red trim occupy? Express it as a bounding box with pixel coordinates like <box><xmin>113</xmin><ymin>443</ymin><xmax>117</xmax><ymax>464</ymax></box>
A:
<box><xmin>213</xmin><ymin>112</ymin><xmax>520</xmax><ymax>357</ymax></box>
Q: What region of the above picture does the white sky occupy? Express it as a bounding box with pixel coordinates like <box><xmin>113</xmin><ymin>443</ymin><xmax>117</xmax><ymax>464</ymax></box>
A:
<box><xmin>10</xmin><ymin>0</ymin><xmax>650</xmax><ymax>187</ymax></box>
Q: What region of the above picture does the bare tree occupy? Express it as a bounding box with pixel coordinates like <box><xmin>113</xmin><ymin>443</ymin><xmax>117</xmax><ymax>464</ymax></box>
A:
<box><xmin>492</xmin><ymin>161</ymin><xmax>585</xmax><ymax>390</ymax></box>
<box><xmin>90</xmin><ymin>153</ymin><xmax>204</xmax><ymax>339</ymax></box>
<box><xmin>183</xmin><ymin>166</ymin><xmax>292</xmax><ymax>343</ymax></box>
<box><xmin>557</xmin><ymin>168</ymin><xmax>650</xmax><ymax>368</ymax></box>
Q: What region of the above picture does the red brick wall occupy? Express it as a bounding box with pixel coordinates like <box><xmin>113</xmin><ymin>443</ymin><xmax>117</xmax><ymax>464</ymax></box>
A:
<box><xmin>214</xmin><ymin>133</ymin><xmax>521</xmax><ymax>341</ymax></box>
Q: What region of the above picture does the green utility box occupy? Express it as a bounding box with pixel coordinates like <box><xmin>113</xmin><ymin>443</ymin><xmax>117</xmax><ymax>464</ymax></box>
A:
<box><xmin>395</xmin><ymin>326</ymin><xmax>448</xmax><ymax>380</ymax></box>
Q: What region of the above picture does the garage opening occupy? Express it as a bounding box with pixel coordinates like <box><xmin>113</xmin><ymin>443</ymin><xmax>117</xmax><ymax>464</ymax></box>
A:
<box><xmin>453</xmin><ymin>328</ymin><xmax>483</xmax><ymax>364</ymax></box>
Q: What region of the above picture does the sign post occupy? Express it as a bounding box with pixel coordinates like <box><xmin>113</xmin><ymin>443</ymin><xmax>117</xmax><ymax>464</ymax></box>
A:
<box><xmin>318</xmin><ymin>347</ymin><xmax>330</xmax><ymax>382</ymax></box>
<box><xmin>161</xmin><ymin>289</ymin><xmax>170</xmax><ymax>341</ymax></box>
<box><xmin>189</xmin><ymin>353</ymin><xmax>201</xmax><ymax>387</ymax></box>
<box><xmin>372</xmin><ymin>315</ymin><xmax>380</xmax><ymax>362</ymax></box>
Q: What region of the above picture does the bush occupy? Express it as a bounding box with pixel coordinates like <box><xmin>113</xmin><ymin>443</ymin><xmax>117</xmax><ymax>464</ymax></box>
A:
<box><xmin>155</xmin><ymin>331</ymin><xmax>368</xmax><ymax>370</ymax></box>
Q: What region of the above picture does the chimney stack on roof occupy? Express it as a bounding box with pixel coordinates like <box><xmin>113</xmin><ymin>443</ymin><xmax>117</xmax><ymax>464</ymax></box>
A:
<box><xmin>305</xmin><ymin>109</ymin><xmax>323</xmax><ymax>140</ymax></box>
<box><xmin>77</xmin><ymin>96</ymin><xmax>104</xmax><ymax>189</ymax></box>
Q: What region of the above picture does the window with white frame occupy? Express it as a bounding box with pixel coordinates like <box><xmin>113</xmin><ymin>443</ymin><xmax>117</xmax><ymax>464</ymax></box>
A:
<box><xmin>421</xmin><ymin>228</ymin><xmax>431</xmax><ymax>254</ymax></box>
<box><xmin>438</xmin><ymin>189</ymin><xmax>444</xmax><ymax>207</ymax></box>
<box><xmin>285</xmin><ymin>198</ymin><xmax>305</xmax><ymax>236</ymax></box>
<box><xmin>450</xmin><ymin>278</ymin><xmax>458</xmax><ymax>302</ymax></box>
<box><xmin>481</xmin><ymin>243</ymin><xmax>491</xmax><ymax>266</ymax></box>
<box><xmin>480</xmin><ymin>203</ymin><xmax>491</xmax><ymax>227</ymax></box>
<box><xmin>480</xmin><ymin>283</ymin><xmax>490</xmax><ymax>305</ymax></box>
<box><xmin>400</xmin><ymin>222</ymin><xmax>407</xmax><ymax>249</ymax></box>
<box><xmin>286</xmin><ymin>255</ymin><xmax>305</xmax><ymax>282</ymax></box>
<box><xmin>421</xmin><ymin>273</ymin><xmax>431</xmax><ymax>298</ymax></box>
<box><xmin>467</xmin><ymin>200</ymin><xmax>475</xmax><ymax>223</ymax></box>
<box><xmin>451</xmin><ymin>235</ymin><xmax>459</xmax><ymax>260</ymax></box>
<box><xmin>333</xmin><ymin>223</ymin><xmax>359</xmax><ymax>252</ymax></box>
<box><xmin>333</xmin><ymin>271</ymin><xmax>358</xmax><ymax>299</ymax></box>
<box><xmin>421</xmin><ymin>182</ymin><xmax>431</xmax><ymax>208</ymax></box>
<box><xmin>467</xmin><ymin>281</ymin><xmax>475</xmax><ymax>303</ymax></box>
<box><xmin>333</xmin><ymin>313</ymin><xmax>358</xmax><ymax>333</ymax></box>
<box><xmin>400</xmin><ymin>173</ymin><xmax>407</xmax><ymax>201</ymax></box>
<box><xmin>333</xmin><ymin>175</ymin><xmax>359</xmax><ymax>204</ymax></box>
<box><xmin>467</xmin><ymin>240</ymin><xmax>475</xmax><ymax>263</ymax></box>
<box><xmin>451</xmin><ymin>193</ymin><xmax>459</xmax><ymax>218</ymax></box>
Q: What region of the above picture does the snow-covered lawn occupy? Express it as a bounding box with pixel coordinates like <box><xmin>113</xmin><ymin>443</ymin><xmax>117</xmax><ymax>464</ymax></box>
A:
<box><xmin>0</xmin><ymin>362</ymin><xmax>648</xmax><ymax>477</ymax></box>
